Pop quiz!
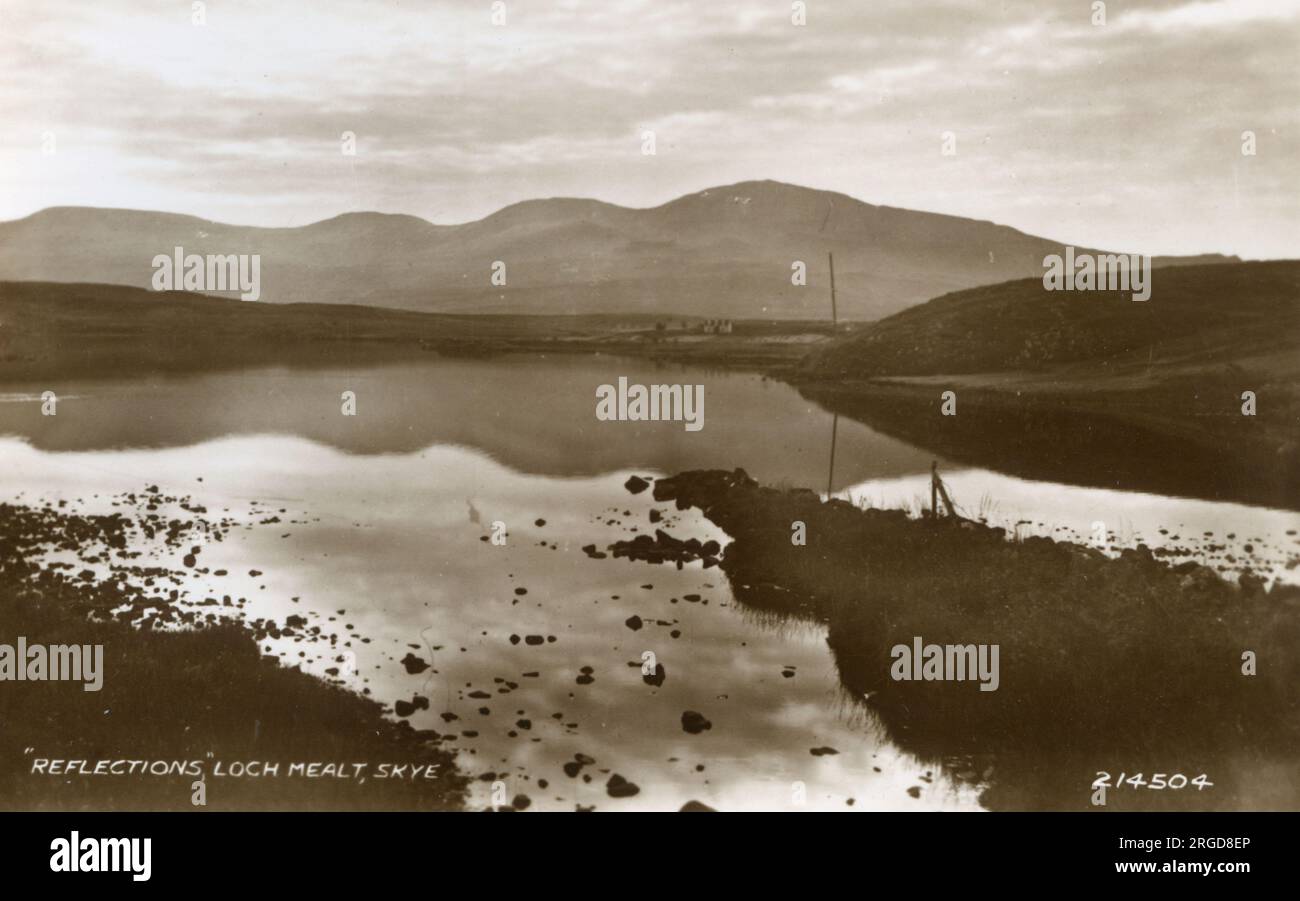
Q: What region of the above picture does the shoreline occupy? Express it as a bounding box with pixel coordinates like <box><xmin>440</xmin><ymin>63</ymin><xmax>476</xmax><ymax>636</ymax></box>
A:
<box><xmin>4</xmin><ymin>279</ymin><xmax>1293</xmax><ymax>510</ymax></box>
<box><xmin>646</xmin><ymin>468</ymin><xmax>1300</xmax><ymax>810</ymax></box>
<box><xmin>0</xmin><ymin>494</ymin><xmax>467</xmax><ymax>811</ymax></box>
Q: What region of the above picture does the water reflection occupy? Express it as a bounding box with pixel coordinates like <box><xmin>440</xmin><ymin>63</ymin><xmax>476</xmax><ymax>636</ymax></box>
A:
<box><xmin>0</xmin><ymin>357</ymin><xmax>939</xmax><ymax>490</ymax></box>
<box><xmin>2</xmin><ymin>355</ymin><xmax>1295</xmax><ymax>810</ymax></box>
<box><xmin>0</xmin><ymin>436</ymin><xmax>980</xmax><ymax>811</ymax></box>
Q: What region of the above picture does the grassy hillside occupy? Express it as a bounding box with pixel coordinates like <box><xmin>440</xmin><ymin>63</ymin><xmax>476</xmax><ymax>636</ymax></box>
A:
<box><xmin>797</xmin><ymin>260</ymin><xmax>1300</xmax><ymax>509</ymax></box>
<box><xmin>805</xmin><ymin>260</ymin><xmax>1300</xmax><ymax>378</ymax></box>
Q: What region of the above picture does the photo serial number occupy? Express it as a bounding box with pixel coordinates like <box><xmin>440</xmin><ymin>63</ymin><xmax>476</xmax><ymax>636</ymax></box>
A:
<box><xmin>1093</xmin><ymin>772</ymin><xmax>1213</xmax><ymax>790</ymax></box>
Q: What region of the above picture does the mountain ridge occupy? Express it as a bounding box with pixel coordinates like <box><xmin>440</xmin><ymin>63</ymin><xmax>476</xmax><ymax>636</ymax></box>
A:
<box><xmin>0</xmin><ymin>181</ymin><xmax>1242</xmax><ymax>320</ymax></box>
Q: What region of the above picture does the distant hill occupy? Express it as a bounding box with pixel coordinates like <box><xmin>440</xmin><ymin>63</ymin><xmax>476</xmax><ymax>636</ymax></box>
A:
<box><xmin>0</xmin><ymin>181</ymin><xmax>1238</xmax><ymax>320</ymax></box>
<box><xmin>804</xmin><ymin>260</ymin><xmax>1300</xmax><ymax>378</ymax></box>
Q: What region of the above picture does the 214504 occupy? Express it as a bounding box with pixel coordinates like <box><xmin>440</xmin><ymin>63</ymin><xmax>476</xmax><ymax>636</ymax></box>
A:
<box><xmin>1092</xmin><ymin>772</ymin><xmax>1214</xmax><ymax>790</ymax></box>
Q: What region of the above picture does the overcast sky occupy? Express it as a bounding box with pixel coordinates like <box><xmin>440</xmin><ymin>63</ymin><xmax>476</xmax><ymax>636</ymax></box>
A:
<box><xmin>2</xmin><ymin>0</ymin><xmax>1296</xmax><ymax>257</ymax></box>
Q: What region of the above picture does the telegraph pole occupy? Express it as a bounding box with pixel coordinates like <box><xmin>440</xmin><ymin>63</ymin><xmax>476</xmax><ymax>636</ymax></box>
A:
<box><xmin>828</xmin><ymin>252</ymin><xmax>838</xmax><ymax>328</ymax></box>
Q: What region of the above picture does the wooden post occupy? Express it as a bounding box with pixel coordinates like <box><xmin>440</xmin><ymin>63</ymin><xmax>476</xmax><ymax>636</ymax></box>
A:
<box><xmin>826</xmin><ymin>413</ymin><xmax>838</xmax><ymax>499</ymax></box>
<box><xmin>929</xmin><ymin>461</ymin><xmax>964</xmax><ymax>520</ymax></box>
<box><xmin>828</xmin><ymin>252</ymin><xmax>838</xmax><ymax>328</ymax></box>
<box><xmin>937</xmin><ymin>478</ymin><xmax>959</xmax><ymax>519</ymax></box>
<box><xmin>930</xmin><ymin>460</ymin><xmax>938</xmax><ymax>518</ymax></box>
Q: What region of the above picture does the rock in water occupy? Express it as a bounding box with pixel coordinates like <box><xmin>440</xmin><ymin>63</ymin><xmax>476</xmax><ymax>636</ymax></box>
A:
<box><xmin>681</xmin><ymin>710</ymin><xmax>712</xmax><ymax>734</ymax></box>
<box><xmin>679</xmin><ymin>800</ymin><xmax>716</xmax><ymax>812</ymax></box>
<box><xmin>400</xmin><ymin>652</ymin><xmax>430</xmax><ymax>674</ymax></box>
<box><xmin>606</xmin><ymin>774</ymin><xmax>640</xmax><ymax>798</ymax></box>
<box><xmin>624</xmin><ymin>475</ymin><xmax>650</xmax><ymax>495</ymax></box>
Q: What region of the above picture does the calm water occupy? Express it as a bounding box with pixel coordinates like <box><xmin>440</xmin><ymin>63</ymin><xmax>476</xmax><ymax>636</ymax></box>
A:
<box><xmin>2</xmin><ymin>355</ymin><xmax>1296</xmax><ymax>810</ymax></box>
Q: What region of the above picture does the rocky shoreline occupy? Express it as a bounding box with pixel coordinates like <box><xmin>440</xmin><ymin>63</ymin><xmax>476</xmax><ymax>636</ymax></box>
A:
<box><xmin>0</xmin><ymin>493</ymin><xmax>466</xmax><ymax>811</ymax></box>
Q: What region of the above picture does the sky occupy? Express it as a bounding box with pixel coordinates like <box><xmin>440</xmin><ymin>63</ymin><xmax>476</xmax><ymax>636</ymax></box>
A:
<box><xmin>1</xmin><ymin>0</ymin><xmax>1297</xmax><ymax>257</ymax></box>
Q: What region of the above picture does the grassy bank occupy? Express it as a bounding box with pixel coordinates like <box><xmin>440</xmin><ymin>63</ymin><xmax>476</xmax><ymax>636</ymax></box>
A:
<box><xmin>0</xmin><ymin>281</ymin><xmax>824</xmax><ymax>381</ymax></box>
<box><xmin>0</xmin><ymin>501</ymin><xmax>467</xmax><ymax>811</ymax></box>
<box><xmin>650</xmin><ymin>469</ymin><xmax>1300</xmax><ymax>810</ymax></box>
<box><xmin>797</xmin><ymin>374</ymin><xmax>1300</xmax><ymax>509</ymax></box>
<box><xmin>794</xmin><ymin>260</ymin><xmax>1300</xmax><ymax>508</ymax></box>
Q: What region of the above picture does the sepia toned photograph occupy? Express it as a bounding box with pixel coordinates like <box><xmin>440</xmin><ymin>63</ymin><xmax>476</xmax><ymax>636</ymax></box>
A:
<box><xmin>0</xmin><ymin>0</ymin><xmax>1297</xmax><ymax>868</ymax></box>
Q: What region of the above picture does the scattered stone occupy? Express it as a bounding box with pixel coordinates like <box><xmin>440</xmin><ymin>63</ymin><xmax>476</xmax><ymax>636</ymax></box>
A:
<box><xmin>681</xmin><ymin>710</ymin><xmax>712</xmax><ymax>734</ymax></box>
<box><xmin>609</xmin><ymin>530</ymin><xmax>720</xmax><ymax>568</ymax></box>
<box><xmin>400</xmin><ymin>652</ymin><xmax>431</xmax><ymax>674</ymax></box>
<box><xmin>679</xmin><ymin>800</ymin><xmax>716</xmax><ymax>812</ymax></box>
<box><xmin>606</xmin><ymin>774</ymin><xmax>640</xmax><ymax>798</ymax></box>
<box><xmin>624</xmin><ymin>476</ymin><xmax>650</xmax><ymax>495</ymax></box>
<box><xmin>393</xmin><ymin>695</ymin><xmax>429</xmax><ymax>718</ymax></box>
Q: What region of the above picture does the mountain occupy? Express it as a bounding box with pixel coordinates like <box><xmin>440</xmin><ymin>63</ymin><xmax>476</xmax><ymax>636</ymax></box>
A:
<box><xmin>804</xmin><ymin>260</ymin><xmax>1300</xmax><ymax>378</ymax></box>
<box><xmin>0</xmin><ymin>181</ymin><xmax>1240</xmax><ymax>320</ymax></box>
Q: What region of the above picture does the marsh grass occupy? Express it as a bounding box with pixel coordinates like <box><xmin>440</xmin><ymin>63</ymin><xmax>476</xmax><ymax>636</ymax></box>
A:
<box><xmin>653</xmin><ymin>469</ymin><xmax>1300</xmax><ymax>810</ymax></box>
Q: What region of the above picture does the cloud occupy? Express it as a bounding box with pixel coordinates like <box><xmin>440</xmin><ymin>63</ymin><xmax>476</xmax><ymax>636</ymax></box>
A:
<box><xmin>1116</xmin><ymin>0</ymin><xmax>1300</xmax><ymax>33</ymax></box>
<box><xmin>0</xmin><ymin>0</ymin><xmax>1295</xmax><ymax>257</ymax></box>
